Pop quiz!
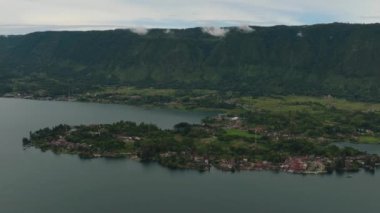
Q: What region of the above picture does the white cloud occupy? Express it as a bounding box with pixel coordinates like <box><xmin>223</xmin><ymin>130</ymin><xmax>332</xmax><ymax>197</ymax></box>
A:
<box><xmin>129</xmin><ymin>27</ymin><xmax>149</xmax><ymax>35</ymax></box>
<box><xmin>202</xmin><ymin>26</ymin><xmax>229</xmax><ymax>37</ymax></box>
<box><xmin>0</xmin><ymin>0</ymin><xmax>379</xmax><ymax>34</ymax></box>
<box><xmin>237</xmin><ymin>25</ymin><xmax>255</xmax><ymax>33</ymax></box>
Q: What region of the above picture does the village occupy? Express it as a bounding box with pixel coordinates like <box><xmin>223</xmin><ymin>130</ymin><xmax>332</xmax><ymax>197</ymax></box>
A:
<box><xmin>23</xmin><ymin>114</ymin><xmax>380</xmax><ymax>175</ymax></box>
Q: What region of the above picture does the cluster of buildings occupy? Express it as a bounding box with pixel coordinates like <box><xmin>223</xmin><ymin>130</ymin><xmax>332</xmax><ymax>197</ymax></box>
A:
<box><xmin>157</xmin><ymin>151</ymin><xmax>380</xmax><ymax>174</ymax></box>
<box><xmin>280</xmin><ymin>157</ymin><xmax>327</xmax><ymax>174</ymax></box>
<box><xmin>49</xmin><ymin>138</ymin><xmax>89</xmax><ymax>151</ymax></box>
<box><xmin>117</xmin><ymin>135</ymin><xmax>142</xmax><ymax>143</ymax></box>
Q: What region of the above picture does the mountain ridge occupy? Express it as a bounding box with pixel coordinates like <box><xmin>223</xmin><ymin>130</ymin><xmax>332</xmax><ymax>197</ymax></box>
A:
<box><xmin>1</xmin><ymin>23</ymin><xmax>380</xmax><ymax>101</ymax></box>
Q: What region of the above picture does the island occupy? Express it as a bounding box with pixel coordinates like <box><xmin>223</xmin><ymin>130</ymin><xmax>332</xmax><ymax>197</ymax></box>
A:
<box><xmin>23</xmin><ymin>104</ymin><xmax>380</xmax><ymax>174</ymax></box>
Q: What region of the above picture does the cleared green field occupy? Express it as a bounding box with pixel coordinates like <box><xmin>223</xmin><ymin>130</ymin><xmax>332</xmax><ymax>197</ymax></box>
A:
<box><xmin>358</xmin><ymin>136</ymin><xmax>380</xmax><ymax>144</ymax></box>
<box><xmin>225</xmin><ymin>129</ymin><xmax>255</xmax><ymax>138</ymax></box>
<box><xmin>89</xmin><ymin>87</ymin><xmax>380</xmax><ymax>114</ymax></box>
<box><xmin>99</xmin><ymin>86</ymin><xmax>218</xmax><ymax>97</ymax></box>
<box><xmin>240</xmin><ymin>96</ymin><xmax>380</xmax><ymax>113</ymax></box>
<box><xmin>102</xmin><ymin>86</ymin><xmax>177</xmax><ymax>96</ymax></box>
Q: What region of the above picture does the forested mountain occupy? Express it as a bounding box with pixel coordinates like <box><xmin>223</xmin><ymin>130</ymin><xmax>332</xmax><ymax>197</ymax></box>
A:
<box><xmin>1</xmin><ymin>23</ymin><xmax>380</xmax><ymax>101</ymax></box>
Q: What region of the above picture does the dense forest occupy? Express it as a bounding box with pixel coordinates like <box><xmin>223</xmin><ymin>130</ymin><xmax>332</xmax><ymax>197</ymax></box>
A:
<box><xmin>1</xmin><ymin>23</ymin><xmax>380</xmax><ymax>101</ymax></box>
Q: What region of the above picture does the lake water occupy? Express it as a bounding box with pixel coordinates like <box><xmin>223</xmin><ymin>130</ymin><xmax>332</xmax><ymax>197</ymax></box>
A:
<box><xmin>1</xmin><ymin>98</ymin><xmax>380</xmax><ymax>213</ymax></box>
<box><xmin>336</xmin><ymin>142</ymin><xmax>380</xmax><ymax>155</ymax></box>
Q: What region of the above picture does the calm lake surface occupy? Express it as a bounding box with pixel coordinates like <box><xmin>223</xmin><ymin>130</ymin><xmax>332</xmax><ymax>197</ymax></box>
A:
<box><xmin>1</xmin><ymin>98</ymin><xmax>380</xmax><ymax>213</ymax></box>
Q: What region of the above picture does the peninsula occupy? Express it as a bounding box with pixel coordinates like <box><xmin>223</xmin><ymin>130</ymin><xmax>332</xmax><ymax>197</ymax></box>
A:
<box><xmin>24</xmin><ymin>103</ymin><xmax>380</xmax><ymax>174</ymax></box>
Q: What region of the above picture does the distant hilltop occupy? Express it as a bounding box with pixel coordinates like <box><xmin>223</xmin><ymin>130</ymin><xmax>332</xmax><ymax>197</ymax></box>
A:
<box><xmin>1</xmin><ymin>23</ymin><xmax>380</xmax><ymax>101</ymax></box>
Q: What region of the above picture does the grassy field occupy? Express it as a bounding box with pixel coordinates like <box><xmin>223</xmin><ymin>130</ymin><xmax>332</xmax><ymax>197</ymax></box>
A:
<box><xmin>358</xmin><ymin>136</ymin><xmax>380</xmax><ymax>144</ymax></box>
<box><xmin>87</xmin><ymin>86</ymin><xmax>380</xmax><ymax>114</ymax></box>
<box><xmin>101</xmin><ymin>86</ymin><xmax>218</xmax><ymax>96</ymax></box>
<box><xmin>225</xmin><ymin>129</ymin><xmax>255</xmax><ymax>138</ymax></box>
<box><xmin>239</xmin><ymin>95</ymin><xmax>380</xmax><ymax>113</ymax></box>
<box><xmin>102</xmin><ymin>86</ymin><xmax>177</xmax><ymax>96</ymax></box>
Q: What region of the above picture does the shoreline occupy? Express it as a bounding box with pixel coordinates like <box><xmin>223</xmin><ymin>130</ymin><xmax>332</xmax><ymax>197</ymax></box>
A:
<box><xmin>0</xmin><ymin>95</ymin><xmax>223</xmax><ymax>113</ymax></box>
<box><xmin>11</xmin><ymin>92</ymin><xmax>380</xmax><ymax>176</ymax></box>
<box><xmin>24</xmin><ymin>145</ymin><xmax>379</xmax><ymax>175</ymax></box>
<box><xmin>23</xmin><ymin>121</ymin><xmax>380</xmax><ymax>176</ymax></box>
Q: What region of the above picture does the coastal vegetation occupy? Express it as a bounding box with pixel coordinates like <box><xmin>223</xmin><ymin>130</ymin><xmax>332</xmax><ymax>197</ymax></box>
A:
<box><xmin>17</xmin><ymin>84</ymin><xmax>380</xmax><ymax>174</ymax></box>
<box><xmin>24</xmin><ymin>105</ymin><xmax>380</xmax><ymax>174</ymax></box>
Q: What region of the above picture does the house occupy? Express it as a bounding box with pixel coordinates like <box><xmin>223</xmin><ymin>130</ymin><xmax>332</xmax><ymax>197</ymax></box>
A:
<box><xmin>230</xmin><ymin>117</ymin><xmax>240</xmax><ymax>121</ymax></box>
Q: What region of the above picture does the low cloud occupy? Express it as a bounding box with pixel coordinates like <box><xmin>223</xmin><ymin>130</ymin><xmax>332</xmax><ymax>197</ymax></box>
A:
<box><xmin>129</xmin><ymin>27</ymin><xmax>149</xmax><ymax>35</ymax></box>
<box><xmin>297</xmin><ymin>31</ymin><xmax>303</xmax><ymax>37</ymax></box>
<box><xmin>201</xmin><ymin>26</ymin><xmax>229</xmax><ymax>37</ymax></box>
<box><xmin>2</xmin><ymin>0</ymin><xmax>380</xmax><ymax>36</ymax></box>
<box><xmin>237</xmin><ymin>25</ymin><xmax>255</xmax><ymax>33</ymax></box>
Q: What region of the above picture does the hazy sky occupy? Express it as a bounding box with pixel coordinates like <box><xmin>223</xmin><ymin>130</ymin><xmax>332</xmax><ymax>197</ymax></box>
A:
<box><xmin>1</xmin><ymin>0</ymin><xmax>379</xmax><ymax>34</ymax></box>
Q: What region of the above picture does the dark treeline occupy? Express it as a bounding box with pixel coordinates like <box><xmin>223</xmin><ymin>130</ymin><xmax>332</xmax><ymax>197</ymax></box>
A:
<box><xmin>1</xmin><ymin>23</ymin><xmax>380</xmax><ymax>100</ymax></box>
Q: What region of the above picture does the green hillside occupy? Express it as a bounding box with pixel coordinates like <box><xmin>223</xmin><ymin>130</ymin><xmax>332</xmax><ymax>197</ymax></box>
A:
<box><xmin>1</xmin><ymin>23</ymin><xmax>380</xmax><ymax>101</ymax></box>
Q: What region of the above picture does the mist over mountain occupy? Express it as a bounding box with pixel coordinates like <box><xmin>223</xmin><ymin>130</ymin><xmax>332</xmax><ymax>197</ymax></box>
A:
<box><xmin>1</xmin><ymin>23</ymin><xmax>380</xmax><ymax>101</ymax></box>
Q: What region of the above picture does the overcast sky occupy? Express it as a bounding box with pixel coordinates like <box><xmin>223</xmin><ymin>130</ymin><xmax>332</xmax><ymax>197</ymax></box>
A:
<box><xmin>1</xmin><ymin>0</ymin><xmax>380</xmax><ymax>34</ymax></box>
